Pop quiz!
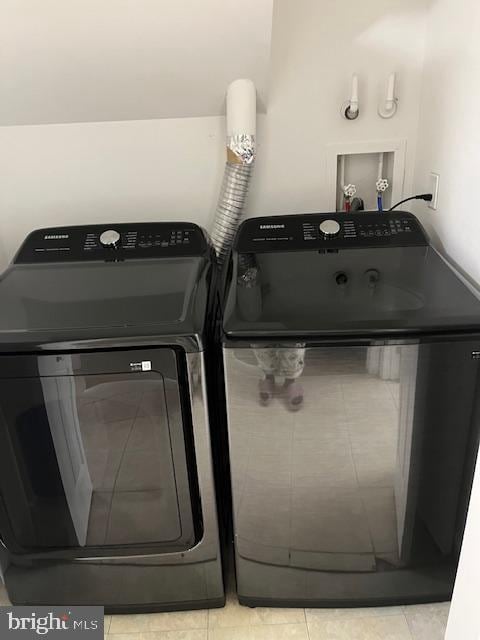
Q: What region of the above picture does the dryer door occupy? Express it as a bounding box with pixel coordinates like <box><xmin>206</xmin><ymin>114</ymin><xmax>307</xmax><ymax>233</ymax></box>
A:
<box><xmin>0</xmin><ymin>348</ymin><xmax>200</xmax><ymax>555</ymax></box>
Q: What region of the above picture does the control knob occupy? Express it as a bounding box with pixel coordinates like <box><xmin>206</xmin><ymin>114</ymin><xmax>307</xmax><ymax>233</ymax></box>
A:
<box><xmin>319</xmin><ymin>219</ymin><xmax>341</xmax><ymax>238</ymax></box>
<box><xmin>99</xmin><ymin>229</ymin><xmax>121</xmax><ymax>248</ymax></box>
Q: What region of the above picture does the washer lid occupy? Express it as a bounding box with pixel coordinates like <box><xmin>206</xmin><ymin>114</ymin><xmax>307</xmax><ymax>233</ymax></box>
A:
<box><xmin>0</xmin><ymin>223</ymin><xmax>214</xmax><ymax>345</ymax></box>
<box><xmin>223</xmin><ymin>213</ymin><xmax>480</xmax><ymax>339</ymax></box>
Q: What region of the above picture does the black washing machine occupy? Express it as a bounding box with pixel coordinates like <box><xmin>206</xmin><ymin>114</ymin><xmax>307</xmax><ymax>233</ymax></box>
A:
<box><xmin>0</xmin><ymin>222</ymin><xmax>225</xmax><ymax>612</ymax></box>
<box><xmin>222</xmin><ymin>211</ymin><xmax>480</xmax><ymax>607</ymax></box>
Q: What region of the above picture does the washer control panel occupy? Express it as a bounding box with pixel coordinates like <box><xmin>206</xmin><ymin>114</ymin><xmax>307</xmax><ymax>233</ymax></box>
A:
<box><xmin>303</xmin><ymin>216</ymin><xmax>417</xmax><ymax>242</ymax></box>
<box><xmin>15</xmin><ymin>223</ymin><xmax>208</xmax><ymax>263</ymax></box>
<box><xmin>236</xmin><ymin>212</ymin><xmax>427</xmax><ymax>253</ymax></box>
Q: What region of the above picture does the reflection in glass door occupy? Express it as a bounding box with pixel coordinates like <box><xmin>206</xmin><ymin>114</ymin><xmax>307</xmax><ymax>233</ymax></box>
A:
<box><xmin>225</xmin><ymin>340</ymin><xmax>478</xmax><ymax>576</ymax></box>
<box><xmin>0</xmin><ymin>349</ymin><xmax>197</xmax><ymax>553</ymax></box>
<box><xmin>39</xmin><ymin>356</ymin><xmax>93</xmax><ymax>547</ymax></box>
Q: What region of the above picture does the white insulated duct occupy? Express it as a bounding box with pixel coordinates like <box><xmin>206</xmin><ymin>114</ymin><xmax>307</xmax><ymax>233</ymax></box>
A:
<box><xmin>211</xmin><ymin>79</ymin><xmax>256</xmax><ymax>266</ymax></box>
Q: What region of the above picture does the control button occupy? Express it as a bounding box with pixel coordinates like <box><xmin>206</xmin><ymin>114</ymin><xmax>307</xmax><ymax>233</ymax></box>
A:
<box><xmin>99</xmin><ymin>229</ymin><xmax>121</xmax><ymax>248</ymax></box>
<box><xmin>319</xmin><ymin>219</ymin><xmax>341</xmax><ymax>238</ymax></box>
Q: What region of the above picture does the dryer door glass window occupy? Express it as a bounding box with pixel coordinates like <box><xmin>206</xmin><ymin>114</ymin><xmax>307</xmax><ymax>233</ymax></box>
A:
<box><xmin>0</xmin><ymin>349</ymin><xmax>198</xmax><ymax>553</ymax></box>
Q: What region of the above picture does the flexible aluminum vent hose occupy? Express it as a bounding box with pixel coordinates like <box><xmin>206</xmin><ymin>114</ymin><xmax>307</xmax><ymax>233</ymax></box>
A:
<box><xmin>211</xmin><ymin>79</ymin><xmax>256</xmax><ymax>267</ymax></box>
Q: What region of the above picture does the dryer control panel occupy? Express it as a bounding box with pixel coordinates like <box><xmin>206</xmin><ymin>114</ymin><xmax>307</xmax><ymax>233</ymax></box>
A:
<box><xmin>15</xmin><ymin>222</ymin><xmax>209</xmax><ymax>263</ymax></box>
<box><xmin>235</xmin><ymin>212</ymin><xmax>428</xmax><ymax>253</ymax></box>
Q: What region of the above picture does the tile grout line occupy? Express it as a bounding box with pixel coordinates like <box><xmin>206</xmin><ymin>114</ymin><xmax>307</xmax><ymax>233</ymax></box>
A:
<box><xmin>403</xmin><ymin>610</ymin><xmax>416</xmax><ymax>640</ymax></box>
<box><xmin>304</xmin><ymin>610</ymin><xmax>312</xmax><ymax>640</ymax></box>
<box><xmin>207</xmin><ymin>606</ymin><xmax>213</xmax><ymax>630</ymax></box>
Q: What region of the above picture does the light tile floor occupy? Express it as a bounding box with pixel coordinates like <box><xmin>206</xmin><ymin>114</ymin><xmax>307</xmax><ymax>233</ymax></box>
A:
<box><xmin>0</xmin><ymin>583</ymin><xmax>449</xmax><ymax>640</ymax></box>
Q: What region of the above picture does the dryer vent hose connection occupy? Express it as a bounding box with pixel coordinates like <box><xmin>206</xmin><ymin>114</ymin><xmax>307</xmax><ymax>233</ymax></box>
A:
<box><xmin>211</xmin><ymin>79</ymin><xmax>256</xmax><ymax>267</ymax></box>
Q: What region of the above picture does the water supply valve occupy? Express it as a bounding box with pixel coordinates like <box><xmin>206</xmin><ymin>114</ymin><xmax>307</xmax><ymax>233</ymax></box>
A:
<box><xmin>343</xmin><ymin>184</ymin><xmax>357</xmax><ymax>198</ymax></box>
<box><xmin>376</xmin><ymin>179</ymin><xmax>389</xmax><ymax>193</ymax></box>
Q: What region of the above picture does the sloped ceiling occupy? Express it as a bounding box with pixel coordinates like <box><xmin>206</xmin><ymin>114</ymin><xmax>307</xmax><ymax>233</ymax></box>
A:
<box><xmin>0</xmin><ymin>0</ymin><xmax>272</xmax><ymax>125</ymax></box>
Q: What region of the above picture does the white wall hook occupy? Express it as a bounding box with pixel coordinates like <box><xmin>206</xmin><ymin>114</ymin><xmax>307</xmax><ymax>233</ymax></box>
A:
<box><xmin>342</xmin><ymin>74</ymin><xmax>359</xmax><ymax>120</ymax></box>
<box><xmin>378</xmin><ymin>72</ymin><xmax>398</xmax><ymax>119</ymax></box>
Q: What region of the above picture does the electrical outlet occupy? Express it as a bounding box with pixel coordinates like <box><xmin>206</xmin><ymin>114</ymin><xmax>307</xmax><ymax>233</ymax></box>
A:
<box><xmin>428</xmin><ymin>172</ymin><xmax>440</xmax><ymax>210</ymax></box>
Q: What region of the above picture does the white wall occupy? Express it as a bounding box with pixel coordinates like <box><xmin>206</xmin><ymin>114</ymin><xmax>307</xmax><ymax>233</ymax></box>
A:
<box><xmin>413</xmin><ymin>1</ymin><xmax>480</xmax><ymax>639</ymax></box>
<box><xmin>247</xmin><ymin>0</ymin><xmax>426</xmax><ymax>218</ymax></box>
<box><xmin>413</xmin><ymin>0</ymin><xmax>480</xmax><ymax>284</ymax></box>
<box><xmin>446</xmin><ymin>453</ymin><xmax>480</xmax><ymax>640</ymax></box>
<box><xmin>0</xmin><ymin>0</ymin><xmax>427</xmax><ymax>269</ymax></box>
<box><xmin>0</xmin><ymin>0</ymin><xmax>272</xmax><ymax>125</ymax></box>
<box><xmin>0</xmin><ymin>117</ymin><xmax>227</xmax><ymax>265</ymax></box>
